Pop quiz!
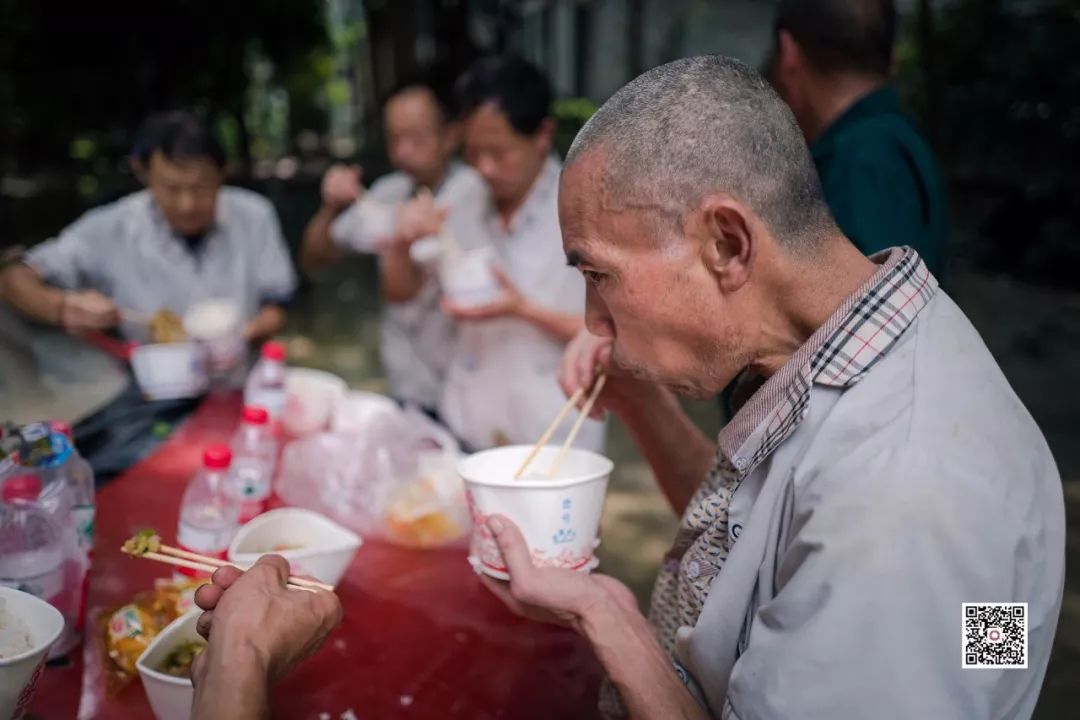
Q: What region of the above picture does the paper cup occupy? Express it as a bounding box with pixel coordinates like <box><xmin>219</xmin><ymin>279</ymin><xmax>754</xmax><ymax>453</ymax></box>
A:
<box><xmin>136</xmin><ymin>610</ymin><xmax>201</xmax><ymax>720</ymax></box>
<box><xmin>439</xmin><ymin>247</ymin><xmax>501</xmax><ymax>308</ymax></box>
<box><xmin>283</xmin><ymin>368</ymin><xmax>348</xmax><ymax>437</ymax></box>
<box><xmin>182</xmin><ymin>299</ymin><xmax>244</xmax><ymax>375</ymax></box>
<box><xmin>459</xmin><ymin>445</ymin><xmax>614</xmax><ymax>580</ymax></box>
<box><xmin>228</xmin><ymin>508</ymin><xmax>362</xmax><ymax>588</ymax></box>
<box><xmin>333</xmin><ymin>199</ymin><xmax>397</xmax><ymax>254</ymax></box>
<box><xmin>130</xmin><ymin>342</ymin><xmax>208</xmax><ymax>401</ymax></box>
<box><xmin>0</xmin><ymin>587</ymin><xmax>65</xmax><ymax>720</ymax></box>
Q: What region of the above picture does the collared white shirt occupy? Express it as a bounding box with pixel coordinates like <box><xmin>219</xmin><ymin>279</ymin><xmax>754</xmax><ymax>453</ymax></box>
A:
<box><xmin>25</xmin><ymin>187</ymin><xmax>297</xmax><ymax>343</ymax></box>
<box><xmin>439</xmin><ymin>156</ymin><xmax>604</xmax><ymax>451</ymax></box>
<box><xmin>617</xmin><ymin>248</ymin><xmax>1063</xmax><ymax>719</ymax></box>
<box><xmin>329</xmin><ymin>162</ymin><xmax>488</xmax><ymax>409</ymax></box>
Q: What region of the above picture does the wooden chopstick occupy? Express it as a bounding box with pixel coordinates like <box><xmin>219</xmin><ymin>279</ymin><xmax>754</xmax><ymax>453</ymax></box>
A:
<box><xmin>157</xmin><ymin>543</ymin><xmax>334</xmax><ymax>593</ymax></box>
<box><xmin>547</xmin><ymin>373</ymin><xmax>607</xmax><ymax>479</ymax></box>
<box><xmin>122</xmin><ymin>545</ymin><xmax>332</xmax><ymax>593</ymax></box>
<box><xmin>513</xmin><ymin>385</ymin><xmax>587</xmax><ymax>480</ymax></box>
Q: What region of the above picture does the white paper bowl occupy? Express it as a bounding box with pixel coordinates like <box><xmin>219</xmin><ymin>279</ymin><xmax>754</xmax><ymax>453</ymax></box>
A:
<box><xmin>439</xmin><ymin>247</ymin><xmax>501</xmax><ymax>308</ymax></box>
<box><xmin>136</xmin><ymin>610</ymin><xmax>201</xmax><ymax>720</ymax></box>
<box><xmin>0</xmin><ymin>587</ymin><xmax>65</xmax><ymax>720</ymax></box>
<box><xmin>228</xmin><ymin>508</ymin><xmax>362</xmax><ymax>588</ymax></box>
<box><xmin>283</xmin><ymin>368</ymin><xmax>348</xmax><ymax>437</ymax></box>
<box><xmin>459</xmin><ymin>445</ymin><xmax>614</xmax><ymax>580</ymax></box>
<box><xmin>130</xmin><ymin>342</ymin><xmax>208</xmax><ymax>401</ymax></box>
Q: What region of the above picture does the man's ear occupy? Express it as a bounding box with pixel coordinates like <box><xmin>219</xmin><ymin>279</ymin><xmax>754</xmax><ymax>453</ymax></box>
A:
<box><xmin>775</xmin><ymin>29</ymin><xmax>803</xmax><ymax>80</ymax></box>
<box><xmin>697</xmin><ymin>196</ymin><xmax>755</xmax><ymax>293</ymax></box>
<box><xmin>533</xmin><ymin>117</ymin><xmax>556</xmax><ymax>154</ymax></box>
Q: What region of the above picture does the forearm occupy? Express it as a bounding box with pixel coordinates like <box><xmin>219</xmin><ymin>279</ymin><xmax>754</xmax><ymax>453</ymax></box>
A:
<box><xmin>299</xmin><ymin>205</ymin><xmax>345</xmax><ymax>272</ymax></box>
<box><xmin>192</xmin><ymin>643</ymin><xmax>271</xmax><ymax>720</ymax></box>
<box><xmin>245</xmin><ymin>305</ymin><xmax>287</xmax><ymax>342</ymax></box>
<box><xmin>610</xmin><ymin>386</ymin><xmax>714</xmax><ymax>515</ymax></box>
<box><xmin>379</xmin><ymin>245</ymin><xmax>426</xmax><ymax>303</ymax></box>
<box><xmin>0</xmin><ymin>264</ymin><xmax>64</xmax><ymax>326</ymax></box>
<box><xmin>518</xmin><ymin>303</ymin><xmax>583</xmax><ymax>344</ymax></box>
<box><xmin>583</xmin><ymin>601</ymin><xmax>708</xmax><ymax>720</ymax></box>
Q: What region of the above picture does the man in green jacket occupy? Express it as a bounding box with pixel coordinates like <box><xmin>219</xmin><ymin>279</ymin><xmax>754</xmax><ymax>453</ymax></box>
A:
<box><xmin>766</xmin><ymin>0</ymin><xmax>949</xmax><ymax>276</ymax></box>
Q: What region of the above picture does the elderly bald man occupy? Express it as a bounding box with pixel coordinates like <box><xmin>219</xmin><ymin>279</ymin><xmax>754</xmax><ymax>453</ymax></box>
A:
<box><xmin>187</xmin><ymin>57</ymin><xmax>1063</xmax><ymax>720</ymax></box>
<box><xmin>480</xmin><ymin>57</ymin><xmax>1064</xmax><ymax>719</ymax></box>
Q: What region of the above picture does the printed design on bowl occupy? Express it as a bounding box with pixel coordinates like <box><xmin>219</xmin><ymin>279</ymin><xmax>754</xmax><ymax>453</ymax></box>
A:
<box><xmin>552</xmin><ymin>497</ymin><xmax>576</xmax><ymax>545</ymax></box>
<box><xmin>13</xmin><ymin>656</ymin><xmax>48</xmax><ymax>720</ymax></box>
<box><xmin>465</xmin><ymin>490</ymin><xmax>594</xmax><ymax>573</ymax></box>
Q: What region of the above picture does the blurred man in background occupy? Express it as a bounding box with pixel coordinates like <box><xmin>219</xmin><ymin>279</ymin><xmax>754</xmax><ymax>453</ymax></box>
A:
<box><xmin>300</xmin><ymin>74</ymin><xmax>487</xmax><ymax>415</ymax></box>
<box><xmin>0</xmin><ymin>111</ymin><xmax>297</xmax><ymax>344</ymax></box>
<box><xmin>433</xmin><ymin>55</ymin><xmax>603</xmax><ymax>451</ymax></box>
<box><xmin>766</xmin><ymin>0</ymin><xmax>949</xmax><ymax>276</ymax></box>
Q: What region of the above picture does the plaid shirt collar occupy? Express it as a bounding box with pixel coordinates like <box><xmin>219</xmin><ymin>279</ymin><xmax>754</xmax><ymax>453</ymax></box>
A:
<box><xmin>717</xmin><ymin>246</ymin><xmax>938</xmax><ymax>478</ymax></box>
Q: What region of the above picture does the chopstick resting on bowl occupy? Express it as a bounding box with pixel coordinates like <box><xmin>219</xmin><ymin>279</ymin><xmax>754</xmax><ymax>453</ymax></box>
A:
<box><xmin>121</xmin><ymin>531</ymin><xmax>334</xmax><ymax>593</ymax></box>
<box><xmin>513</xmin><ymin>369</ymin><xmax>607</xmax><ymax>480</ymax></box>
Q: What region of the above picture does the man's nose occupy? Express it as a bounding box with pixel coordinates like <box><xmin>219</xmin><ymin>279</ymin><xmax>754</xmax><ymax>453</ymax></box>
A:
<box><xmin>584</xmin><ymin>291</ymin><xmax>614</xmax><ymax>339</ymax></box>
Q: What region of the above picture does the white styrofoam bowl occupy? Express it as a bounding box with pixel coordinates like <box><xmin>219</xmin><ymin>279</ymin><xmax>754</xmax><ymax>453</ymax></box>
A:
<box><xmin>130</xmin><ymin>342</ymin><xmax>208</xmax><ymax>401</ymax></box>
<box><xmin>283</xmin><ymin>368</ymin><xmax>348</xmax><ymax>437</ymax></box>
<box><xmin>136</xmin><ymin>610</ymin><xmax>201</xmax><ymax>720</ymax></box>
<box><xmin>0</xmin><ymin>587</ymin><xmax>65</xmax><ymax>720</ymax></box>
<box><xmin>459</xmin><ymin>445</ymin><xmax>614</xmax><ymax>580</ymax></box>
<box><xmin>228</xmin><ymin>508</ymin><xmax>362</xmax><ymax>588</ymax></box>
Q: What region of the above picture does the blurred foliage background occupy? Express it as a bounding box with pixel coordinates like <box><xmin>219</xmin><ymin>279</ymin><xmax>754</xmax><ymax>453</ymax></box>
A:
<box><xmin>0</xmin><ymin>0</ymin><xmax>1077</xmax><ymax>290</ymax></box>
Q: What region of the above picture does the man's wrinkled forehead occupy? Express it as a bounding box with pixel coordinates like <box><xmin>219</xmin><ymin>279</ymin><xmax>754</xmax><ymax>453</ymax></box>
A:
<box><xmin>558</xmin><ymin>154</ymin><xmax>608</xmax><ymax>264</ymax></box>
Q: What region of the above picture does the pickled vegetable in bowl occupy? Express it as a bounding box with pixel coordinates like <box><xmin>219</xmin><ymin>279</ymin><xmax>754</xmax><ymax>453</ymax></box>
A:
<box><xmin>158</xmin><ymin>639</ymin><xmax>206</xmax><ymax>678</ymax></box>
<box><xmin>149</xmin><ymin>309</ymin><xmax>186</xmax><ymax>344</ymax></box>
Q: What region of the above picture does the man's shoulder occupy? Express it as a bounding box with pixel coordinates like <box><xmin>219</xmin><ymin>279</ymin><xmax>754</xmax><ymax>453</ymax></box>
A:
<box><xmin>64</xmin><ymin>190</ymin><xmax>151</xmax><ymax>237</ymax></box>
<box><xmin>802</xmin><ymin>293</ymin><xmax>1058</xmax><ymax>506</ymax></box>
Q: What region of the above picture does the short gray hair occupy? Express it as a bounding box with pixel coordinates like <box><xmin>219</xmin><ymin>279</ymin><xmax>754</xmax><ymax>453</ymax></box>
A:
<box><xmin>566</xmin><ymin>55</ymin><xmax>833</xmax><ymax>246</ymax></box>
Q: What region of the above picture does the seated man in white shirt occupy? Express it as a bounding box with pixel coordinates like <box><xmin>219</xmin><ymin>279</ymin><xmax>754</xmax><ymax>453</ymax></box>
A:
<box><xmin>387</xmin><ymin>55</ymin><xmax>604</xmax><ymax>451</ymax></box>
<box><xmin>0</xmin><ymin>111</ymin><xmax>297</xmax><ymax>344</ymax></box>
<box><xmin>301</xmin><ymin>73</ymin><xmax>487</xmax><ymax>415</ymax></box>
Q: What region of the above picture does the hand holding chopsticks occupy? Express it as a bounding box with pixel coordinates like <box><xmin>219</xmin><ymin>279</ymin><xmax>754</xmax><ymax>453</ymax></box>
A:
<box><xmin>121</xmin><ymin>534</ymin><xmax>334</xmax><ymax>593</ymax></box>
<box><xmin>514</xmin><ymin>368</ymin><xmax>607</xmax><ymax>480</ymax></box>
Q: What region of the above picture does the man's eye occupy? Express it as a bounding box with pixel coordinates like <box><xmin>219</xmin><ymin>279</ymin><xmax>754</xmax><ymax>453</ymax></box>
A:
<box><xmin>582</xmin><ymin>270</ymin><xmax>603</xmax><ymax>285</ymax></box>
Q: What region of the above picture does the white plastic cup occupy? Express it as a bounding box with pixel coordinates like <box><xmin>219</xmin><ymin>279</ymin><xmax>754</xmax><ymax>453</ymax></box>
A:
<box><xmin>228</xmin><ymin>508</ymin><xmax>362</xmax><ymax>588</ymax></box>
<box><xmin>182</xmin><ymin>300</ymin><xmax>244</xmax><ymax>376</ymax></box>
<box><xmin>283</xmin><ymin>368</ymin><xmax>348</xmax><ymax>437</ymax></box>
<box><xmin>439</xmin><ymin>246</ymin><xmax>501</xmax><ymax>309</ymax></box>
<box><xmin>136</xmin><ymin>610</ymin><xmax>201</xmax><ymax>720</ymax></box>
<box><xmin>331</xmin><ymin>198</ymin><xmax>397</xmax><ymax>254</ymax></box>
<box><xmin>0</xmin><ymin>587</ymin><xmax>65</xmax><ymax>720</ymax></box>
<box><xmin>130</xmin><ymin>343</ymin><xmax>208</xmax><ymax>400</ymax></box>
<box><xmin>458</xmin><ymin>445</ymin><xmax>614</xmax><ymax>580</ymax></box>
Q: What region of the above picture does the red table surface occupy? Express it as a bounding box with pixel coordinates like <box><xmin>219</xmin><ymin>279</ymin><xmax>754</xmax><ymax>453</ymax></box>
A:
<box><xmin>31</xmin><ymin>392</ymin><xmax>602</xmax><ymax>719</ymax></box>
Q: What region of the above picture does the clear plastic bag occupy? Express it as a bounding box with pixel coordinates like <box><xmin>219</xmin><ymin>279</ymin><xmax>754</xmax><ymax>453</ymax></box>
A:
<box><xmin>276</xmin><ymin>400</ymin><xmax>469</xmax><ymax>549</ymax></box>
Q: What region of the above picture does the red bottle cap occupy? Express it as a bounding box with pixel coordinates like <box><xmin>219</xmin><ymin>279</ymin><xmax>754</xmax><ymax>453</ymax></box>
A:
<box><xmin>261</xmin><ymin>341</ymin><xmax>286</xmax><ymax>362</ymax></box>
<box><xmin>50</xmin><ymin>420</ymin><xmax>73</xmax><ymax>440</ymax></box>
<box><xmin>241</xmin><ymin>406</ymin><xmax>269</xmax><ymax>425</ymax></box>
<box><xmin>203</xmin><ymin>445</ymin><xmax>233</xmax><ymax>469</ymax></box>
<box><xmin>2</xmin><ymin>474</ymin><xmax>42</xmax><ymax>503</ymax></box>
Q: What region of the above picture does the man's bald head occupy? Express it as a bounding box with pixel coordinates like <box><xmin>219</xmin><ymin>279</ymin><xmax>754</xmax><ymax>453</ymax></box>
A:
<box><xmin>565</xmin><ymin>55</ymin><xmax>834</xmax><ymax>247</ymax></box>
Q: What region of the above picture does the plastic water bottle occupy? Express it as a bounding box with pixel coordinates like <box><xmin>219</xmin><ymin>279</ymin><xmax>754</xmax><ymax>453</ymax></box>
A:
<box><xmin>49</xmin><ymin>421</ymin><xmax>95</xmax><ymax>553</ymax></box>
<box><xmin>230</xmin><ymin>406</ymin><xmax>277</xmax><ymax>523</ymax></box>
<box><xmin>0</xmin><ymin>474</ymin><xmax>76</xmax><ymax>658</ymax></box>
<box><xmin>176</xmin><ymin>446</ymin><xmax>239</xmax><ymax>580</ymax></box>
<box><xmin>244</xmin><ymin>341</ymin><xmax>287</xmax><ymax>421</ymax></box>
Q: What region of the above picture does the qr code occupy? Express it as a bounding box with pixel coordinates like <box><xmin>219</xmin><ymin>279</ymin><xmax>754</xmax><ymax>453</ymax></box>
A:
<box><xmin>962</xmin><ymin>603</ymin><xmax>1027</xmax><ymax>669</ymax></box>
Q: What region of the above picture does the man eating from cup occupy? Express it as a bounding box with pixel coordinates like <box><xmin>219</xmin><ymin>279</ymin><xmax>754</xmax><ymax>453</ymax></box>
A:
<box><xmin>478</xmin><ymin>56</ymin><xmax>1064</xmax><ymax>719</ymax></box>
<box><xmin>386</xmin><ymin>55</ymin><xmax>604</xmax><ymax>452</ymax></box>
<box><xmin>0</xmin><ymin>111</ymin><xmax>297</xmax><ymax>346</ymax></box>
